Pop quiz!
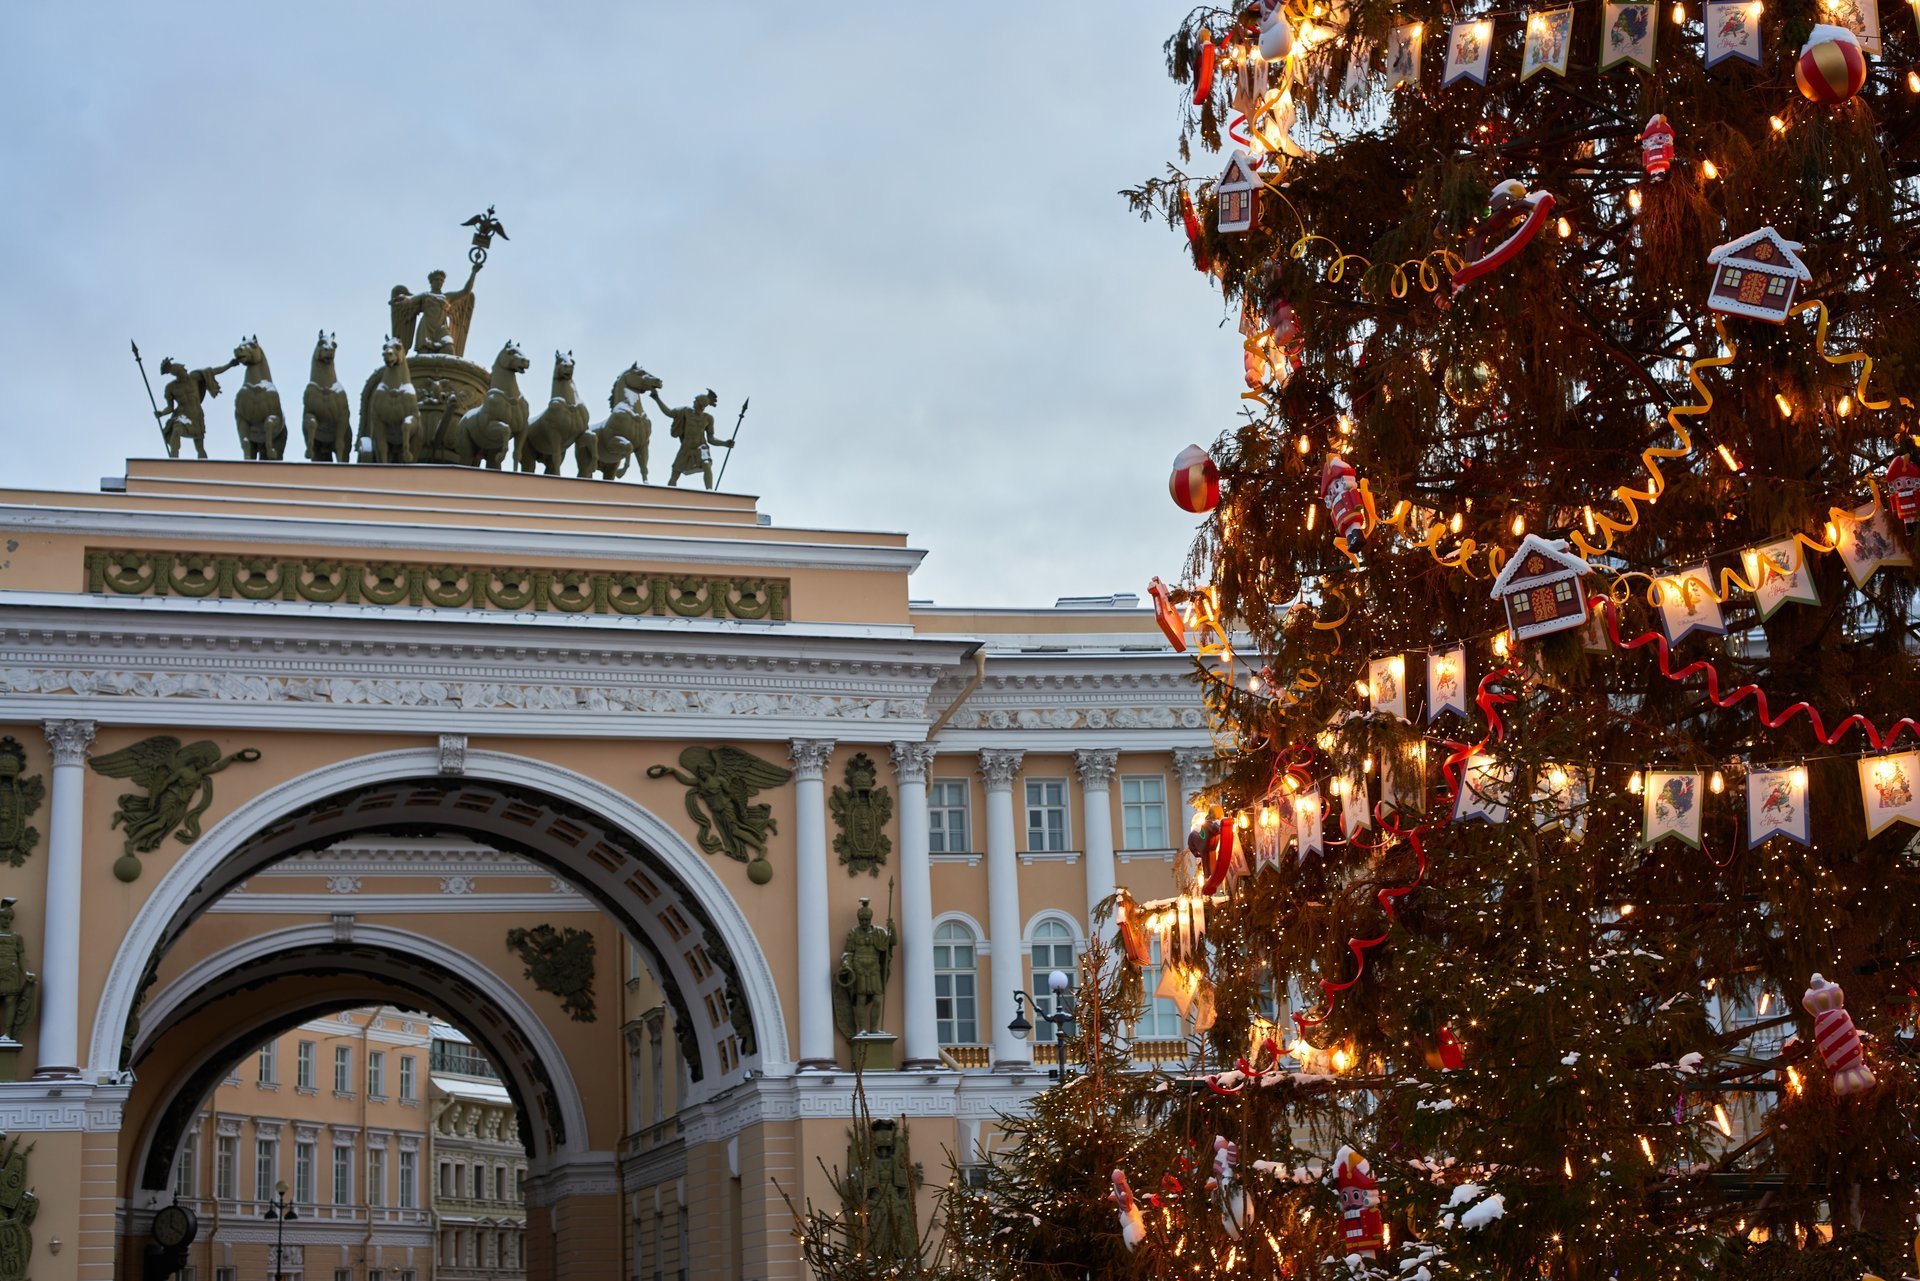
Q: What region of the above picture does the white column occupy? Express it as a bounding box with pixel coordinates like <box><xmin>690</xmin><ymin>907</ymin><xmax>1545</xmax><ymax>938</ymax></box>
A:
<box><xmin>1075</xmin><ymin>749</ymin><xmax>1120</xmax><ymax>932</ymax></box>
<box><xmin>889</xmin><ymin>742</ymin><xmax>939</xmax><ymax>1069</ymax></box>
<box><xmin>979</xmin><ymin>749</ymin><xmax>1028</xmax><ymax>1071</ymax></box>
<box><xmin>787</xmin><ymin>739</ymin><xmax>836</xmax><ymax>1071</ymax></box>
<box><xmin>37</xmin><ymin>718</ymin><xmax>95</xmax><ymax>1077</ymax></box>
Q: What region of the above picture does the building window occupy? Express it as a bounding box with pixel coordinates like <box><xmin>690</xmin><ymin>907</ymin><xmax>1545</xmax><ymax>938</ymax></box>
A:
<box><xmin>214</xmin><ymin>1134</ymin><xmax>237</xmax><ymax>1200</ymax></box>
<box><xmin>332</xmin><ymin>1145</ymin><xmax>352</xmax><ymax>1204</ymax></box>
<box><xmin>367</xmin><ymin>1051</ymin><xmax>386</xmax><ymax>1099</ymax></box>
<box><xmin>174</xmin><ymin>1133</ymin><xmax>198</xmax><ymax>1199</ymax></box>
<box><xmin>398</xmin><ymin>1055</ymin><xmax>415</xmax><ymax>1102</ymax></box>
<box><xmin>1121</xmin><ymin>776</ymin><xmax>1169</xmax><ymax>850</ymax></box>
<box><xmin>429</xmin><ymin>1039</ymin><xmax>498</xmax><ymax>1078</ymax></box>
<box><xmin>334</xmin><ymin>1270</ymin><xmax>350</xmax><ymax>1281</ymax></box>
<box><xmin>333</xmin><ymin>1045</ymin><xmax>352</xmax><ymax>1095</ymax></box>
<box><xmin>254</xmin><ymin>1138</ymin><xmax>277</xmax><ymax>1202</ymax></box>
<box><xmin>933</xmin><ymin>921</ymin><xmax>979</xmax><ymax>1044</ymax></box>
<box><xmin>928</xmin><ymin>780</ymin><xmax>970</xmax><ymax>852</ymax></box>
<box><xmin>368</xmin><ymin>1271</ymin><xmax>383</xmax><ymax>1281</ymax></box>
<box><xmin>216</xmin><ymin>1269</ymin><xmax>236</xmax><ymax>1281</ymax></box>
<box><xmin>367</xmin><ymin>1150</ymin><xmax>385</xmax><ymax>1206</ymax></box>
<box><xmin>1031</xmin><ymin>919</ymin><xmax>1077</xmax><ymax>1041</ymax></box>
<box><xmin>470</xmin><ymin>1165</ymin><xmax>483</xmax><ymax>1199</ymax></box>
<box><xmin>1134</xmin><ymin>939</ymin><xmax>1184</xmax><ymax>1040</ymax></box>
<box><xmin>648</xmin><ymin>1023</ymin><xmax>665</xmax><ymax>1124</ymax></box>
<box><xmin>1024</xmin><ymin>779</ymin><xmax>1068</xmax><ymax>852</ymax></box>
<box><xmin>257</xmin><ymin>1042</ymin><xmax>278</xmax><ymax>1086</ymax></box>
<box><xmin>495</xmin><ymin>1166</ymin><xmax>508</xmax><ymax>1202</ymax></box>
<box><xmin>295</xmin><ymin>1141</ymin><xmax>315</xmax><ymax>1204</ymax></box>
<box><xmin>398</xmin><ymin>1149</ymin><xmax>416</xmax><ymax>1210</ymax></box>
<box><xmin>296</xmin><ymin>1041</ymin><xmax>315</xmax><ymax>1091</ymax></box>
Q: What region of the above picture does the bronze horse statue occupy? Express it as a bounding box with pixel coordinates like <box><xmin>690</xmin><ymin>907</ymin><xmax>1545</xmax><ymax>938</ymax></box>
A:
<box><xmin>232</xmin><ymin>335</ymin><xmax>288</xmax><ymax>461</ymax></box>
<box><xmin>576</xmin><ymin>364</ymin><xmax>660</xmax><ymax>481</ymax></box>
<box><xmin>517</xmin><ymin>350</ymin><xmax>590</xmax><ymax>475</ymax></box>
<box><xmin>427</xmin><ymin>339</ymin><xmax>528</xmax><ymax>468</ymax></box>
<box><xmin>364</xmin><ymin>336</ymin><xmax>423</xmax><ymax>463</ymax></box>
<box><xmin>302</xmin><ymin>330</ymin><xmax>352</xmax><ymax>462</ymax></box>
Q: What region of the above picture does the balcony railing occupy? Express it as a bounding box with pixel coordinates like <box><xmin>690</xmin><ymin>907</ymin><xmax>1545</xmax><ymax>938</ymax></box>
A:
<box><xmin>938</xmin><ymin>1039</ymin><xmax>1195</xmax><ymax>1069</ymax></box>
<box><xmin>177</xmin><ymin>1197</ymin><xmax>430</xmax><ymax>1228</ymax></box>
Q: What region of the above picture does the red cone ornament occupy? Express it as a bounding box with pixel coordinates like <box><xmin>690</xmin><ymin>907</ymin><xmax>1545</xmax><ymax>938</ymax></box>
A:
<box><xmin>1171</xmin><ymin>444</ymin><xmax>1221</xmax><ymax>514</ymax></box>
<box><xmin>1796</xmin><ymin>25</ymin><xmax>1867</xmax><ymax>104</ymax></box>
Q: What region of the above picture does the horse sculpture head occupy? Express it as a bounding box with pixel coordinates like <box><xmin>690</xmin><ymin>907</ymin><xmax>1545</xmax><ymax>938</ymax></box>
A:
<box><xmin>552</xmin><ymin>350</ymin><xmax>576</xmax><ymax>381</ymax></box>
<box><xmin>380</xmin><ymin>335</ymin><xmax>407</xmax><ymax>370</ymax></box>
<box><xmin>311</xmin><ymin>330</ymin><xmax>338</xmax><ymax>370</ymax></box>
<box><xmin>611</xmin><ymin>363</ymin><xmax>663</xmax><ymax>407</ymax></box>
<box><xmin>496</xmin><ymin>340</ymin><xmax>531</xmax><ymax>376</ymax></box>
<box><xmin>233</xmin><ymin>334</ymin><xmax>265</xmax><ymax>367</ymax></box>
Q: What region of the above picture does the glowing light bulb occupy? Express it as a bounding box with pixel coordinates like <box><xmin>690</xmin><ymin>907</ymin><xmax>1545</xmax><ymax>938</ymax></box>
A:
<box><xmin>1448</xmin><ymin>512</ymin><xmax>1464</xmax><ymax>535</ymax></box>
<box><xmin>1672</xmin><ymin>0</ymin><xmax>1686</xmax><ymax>17</ymax></box>
<box><xmin>1492</xmin><ymin>632</ymin><xmax>1510</xmax><ymax>658</ymax></box>
<box><xmin>1838</xmin><ymin>395</ymin><xmax>1853</xmax><ymax>416</ymax></box>
<box><xmin>1331</xmin><ymin>1047</ymin><xmax>1354</xmax><ymax>1072</ymax></box>
<box><xmin>1557</xmin><ymin>216</ymin><xmax>1572</xmax><ymax>238</ymax></box>
<box><xmin>1758</xmin><ymin>991</ymin><xmax>1773</xmax><ymax>1015</ymax></box>
<box><xmin>1564</xmin><ymin>1155</ymin><xmax>1576</xmax><ymax>1178</ymax></box>
<box><xmin>1716</xmin><ymin>443</ymin><xmax>1742</xmax><ymax>472</ymax></box>
<box><xmin>1627</xmin><ymin>771</ymin><xmax>1644</xmax><ymax>795</ymax></box>
<box><xmin>1510</xmin><ymin>513</ymin><xmax>1526</xmax><ymax>536</ymax></box>
<box><xmin>1355</xmin><ymin>678</ymin><xmax>1372</xmax><ymax>698</ymax></box>
<box><xmin>1296</xmin><ymin>433</ymin><xmax>1312</xmax><ymax>455</ymax></box>
<box><xmin>1909</xmin><ymin>70</ymin><xmax>1920</xmax><ymax>93</ymax></box>
<box><xmin>1824</xmin><ymin>520</ymin><xmax>1841</xmax><ymax>545</ymax></box>
<box><xmin>1338</xmin><ymin>413</ymin><xmax>1354</xmax><ymax>435</ymax></box>
<box><xmin>1713</xmin><ymin>1104</ymin><xmax>1733</xmax><ymax>1137</ymax></box>
<box><xmin>1792</xmin><ymin>764</ymin><xmax>1808</xmax><ymax>787</ymax></box>
<box><xmin>1709</xmin><ymin>770</ymin><xmax>1725</xmax><ymax>794</ymax></box>
<box><xmin>1639</xmin><ymin>1136</ymin><xmax>1655</xmax><ymax>1163</ymax></box>
<box><xmin>1305</xmin><ymin>504</ymin><xmax>1317</xmax><ymax>531</ymax></box>
<box><xmin>1774</xmin><ymin>393</ymin><xmax>1793</xmax><ymax>418</ymax></box>
<box><xmin>1316</xmin><ymin>731</ymin><xmax>1335</xmax><ymax>751</ymax></box>
<box><xmin>1628</xmin><ymin>187</ymin><xmax>1643</xmax><ymax>213</ymax></box>
<box><xmin>1583</xmin><ymin>505</ymin><xmax>1596</xmax><ymax>535</ymax></box>
<box><xmin>1389</xmin><ymin>654</ymin><xmax>1405</xmax><ymax>679</ymax></box>
<box><xmin>1702</xmin><ymin>158</ymin><xmax>1719</xmax><ymax>180</ymax></box>
<box><xmin>1619</xmin><ymin>903</ymin><xmax>1636</xmax><ymax>917</ymax></box>
<box><xmin>1786</xmin><ymin>1066</ymin><xmax>1802</xmax><ymax>1095</ymax></box>
<box><xmin>1769</xmin><ymin>114</ymin><xmax>1787</xmax><ymax>133</ymax></box>
<box><xmin>1248</xmin><ymin>672</ymin><xmax>1262</xmax><ymax>692</ymax></box>
<box><xmin>1549</xmin><ymin>766</ymin><xmax>1569</xmax><ymax>789</ymax></box>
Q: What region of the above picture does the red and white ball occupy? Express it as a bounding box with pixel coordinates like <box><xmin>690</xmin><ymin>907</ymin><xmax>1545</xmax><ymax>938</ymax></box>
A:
<box><xmin>1796</xmin><ymin>25</ymin><xmax>1867</xmax><ymax>104</ymax></box>
<box><xmin>1170</xmin><ymin>443</ymin><xmax>1222</xmax><ymax>514</ymax></box>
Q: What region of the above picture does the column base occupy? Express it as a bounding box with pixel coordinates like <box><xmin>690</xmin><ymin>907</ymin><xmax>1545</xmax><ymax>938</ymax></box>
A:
<box><xmin>796</xmin><ymin>1059</ymin><xmax>840</xmax><ymax>1073</ymax></box>
<box><xmin>30</xmin><ymin>1065</ymin><xmax>82</xmax><ymax>1080</ymax></box>
<box><xmin>900</xmin><ymin>1059</ymin><xmax>944</xmax><ymax>1071</ymax></box>
<box><xmin>991</xmin><ymin>1059</ymin><xmax>1033</xmax><ymax>1073</ymax></box>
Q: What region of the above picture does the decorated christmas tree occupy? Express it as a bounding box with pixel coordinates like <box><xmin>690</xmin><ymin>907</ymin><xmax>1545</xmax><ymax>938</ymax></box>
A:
<box><xmin>1074</xmin><ymin>0</ymin><xmax>1920</xmax><ymax>1275</ymax></box>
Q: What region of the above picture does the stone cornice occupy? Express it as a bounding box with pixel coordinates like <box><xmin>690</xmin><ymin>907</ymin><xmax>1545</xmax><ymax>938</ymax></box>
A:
<box><xmin>677</xmin><ymin>1070</ymin><xmax>1047</xmax><ymax>1148</ymax></box>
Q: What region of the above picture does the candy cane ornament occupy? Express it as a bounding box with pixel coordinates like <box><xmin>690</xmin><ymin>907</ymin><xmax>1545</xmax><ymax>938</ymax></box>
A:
<box><xmin>1803</xmin><ymin>973</ymin><xmax>1876</xmax><ymax>1096</ymax></box>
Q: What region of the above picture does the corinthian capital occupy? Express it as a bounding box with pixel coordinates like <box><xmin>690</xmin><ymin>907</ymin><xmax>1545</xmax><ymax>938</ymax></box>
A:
<box><xmin>889</xmin><ymin>741</ymin><xmax>935</xmax><ymax>785</ymax></box>
<box><xmin>1170</xmin><ymin>746</ymin><xmax>1214</xmax><ymax>798</ymax></box>
<box><xmin>787</xmin><ymin>739</ymin><xmax>837</xmax><ymax>781</ymax></box>
<box><xmin>43</xmin><ymin>718</ymin><xmax>96</xmax><ymax>766</ymax></box>
<box><xmin>1074</xmin><ymin>749</ymin><xmax>1120</xmax><ymax>789</ymax></box>
<box><xmin>977</xmin><ymin>749</ymin><xmax>1024</xmax><ymax>792</ymax></box>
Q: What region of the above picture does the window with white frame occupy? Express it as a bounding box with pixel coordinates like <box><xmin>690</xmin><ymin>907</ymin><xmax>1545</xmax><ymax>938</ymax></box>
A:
<box><xmin>399</xmin><ymin>1054</ymin><xmax>415</xmax><ymax>1101</ymax></box>
<box><xmin>332</xmin><ymin>1144</ymin><xmax>352</xmax><ymax>1204</ymax></box>
<box><xmin>216</xmin><ymin>1268</ymin><xmax>236</xmax><ymax>1281</ymax></box>
<box><xmin>254</xmin><ymin>1137</ymin><xmax>277</xmax><ymax>1201</ymax></box>
<box><xmin>295</xmin><ymin>1041</ymin><xmax>315</xmax><ymax>1091</ymax></box>
<box><xmin>367</xmin><ymin>1050</ymin><xmax>386</xmax><ymax>1099</ymax></box>
<box><xmin>1120</xmin><ymin>775</ymin><xmax>1169</xmax><ymax>850</ymax></box>
<box><xmin>1134</xmin><ymin>939</ymin><xmax>1184</xmax><ymax>1040</ymax></box>
<box><xmin>214</xmin><ymin>1134</ymin><xmax>237</xmax><ymax>1200</ymax></box>
<box><xmin>367</xmin><ymin>1149</ymin><xmax>385</xmax><ymax>1206</ymax></box>
<box><xmin>933</xmin><ymin>921</ymin><xmax>979</xmax><ymax>1043</ymax></box>
<box><xmin>1030</xmin><ymin>919</ymin><xmax>1077</xmax><ymax>1041</ymax></box>
<box><xmin>1024</xmin><ymin>779</ymin><xmax>1068</xmax><ymax>851</ymax></box>
<box><xmin>257</xmin><ymin>1041</ymin><xmax>278</xmax><ymax>1086</ymax></box>
<box><xmin>398</xmin><ymin>1149</ymin><xmax>417</xmax><ymax>1209</ymax></box>
<box><xmin>333</xmin><ymin>1045</ymin><xmax>352</xmax><ymax>1095</ymax></box>
<box><xmin>174</xmin><ymin>1132</ymin><xmax>198</xmax><ymax>1199</ymax></box>
<box><xmin>928</xmin><ymin>780</ymin><xmax>970</xmax><ymax>852</ymax></box>
<box><xmin>295</xmin><ymin>1141</ymin><xmax>315</xmax><ymax>1204</ymax></box>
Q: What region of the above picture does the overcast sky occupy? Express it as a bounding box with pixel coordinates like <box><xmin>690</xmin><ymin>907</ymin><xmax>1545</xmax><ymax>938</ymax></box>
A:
<box><xmin>0</xmin><ymin>4</ymin><xmax>1236</xmax><ymax>607</ymax></box>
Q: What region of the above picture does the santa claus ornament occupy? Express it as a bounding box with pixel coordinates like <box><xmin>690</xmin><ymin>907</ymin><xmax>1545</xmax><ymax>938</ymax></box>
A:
<box><xmin>1640</xmin><ymin>114</ymin><xmax>1675</xmax><ymax>179</ymax></box>
<box><xmin>1333</xmin><ymin>1146</ymin><xmax>1386</xmax><ymax>1257</ymax></box>
<box><xmin>1796</xmin><ymin>25</ymin><xmax>1867</xmax><ymax>104</ymax></box>
<box><xmin>1803</xmin><ymin>972</ymin><xmax>1877</xmax><ymax>1095</ymax></box>
<box><xmin>1170</xmin><ymin>444</ymin><xmax>1221</xmax><ymax>514</ymax></box>
<box><xmin>1319</xmin><ymin>453</ymin><xmax>1368</xmax><ymax>550</ymax></box>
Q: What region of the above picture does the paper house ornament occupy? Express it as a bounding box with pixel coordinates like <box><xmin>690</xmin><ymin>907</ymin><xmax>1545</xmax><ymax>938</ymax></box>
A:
<box><xmin>1217</xmin><ymin>150</ymin><xmax>1262</xmax><ymax>234</ymax></box>
<box><xmin>1369</xmin><ymin>655</ymin><xmax>1408</xmax><ymax>719</ymax></box>
<box><xmin>1707</xmin><ymin>228</ymin><xmax>1810</xmax><ymax>323</ymax></box>
<box><xmin>1644</xmin><ymin>770</ymin><xmax>1704</xmax><ymax>848</ymax></box>
<box><xmin>1858</xmin><ymin>752</ymin><xmax>1920</xmax><ymax>836</ymax></box>
<box><xmin>1747</xmin><ymin>765</ymin><xmax>1810</xmax><ymax>847</ymax></box>
<box><xmin>1656</xmin><ymin>565</ymin><xmax>1727</xmax><ymax>643</ymax></box>
<box><xmin>1426</xmin><ymin>645</ymin><xmax>1468</xmax><ymax>721</ymax></box>
<box><xmin>1490</xmin><ymin>535</ymin><xmax>1593</xmax><ymax>640</ymax></box>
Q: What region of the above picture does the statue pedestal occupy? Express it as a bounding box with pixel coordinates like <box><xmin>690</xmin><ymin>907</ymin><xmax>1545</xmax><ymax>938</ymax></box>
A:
<box><xmin>850</xmin><ymin>1031</ymin><xmax>897</xmax><ymax>1073</ymax></box>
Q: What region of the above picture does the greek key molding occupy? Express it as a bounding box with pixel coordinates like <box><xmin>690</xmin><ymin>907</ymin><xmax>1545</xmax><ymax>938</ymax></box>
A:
<box><xmin>86</xmin><ymin>548</ymin><xmax>790</xmax><ymax>621</ymax></box>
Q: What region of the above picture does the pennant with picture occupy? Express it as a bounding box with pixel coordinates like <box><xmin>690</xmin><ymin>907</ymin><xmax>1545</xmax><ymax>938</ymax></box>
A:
<box><xmin>1858</xmin><ymin>752</ymin><xmax>1920</xmax><ymax>836</ymax></box>
<box><xmin>1747</xmin><ymin>765</ymin><xmax>1810</xmax><ymax>847</ymax></box>
<box><xmin>1747</xmin><ymin>540</ymin><xmax>1820</xmax><ymax>620</ymax></box>
<box><xmin>1600</xmin><ymin>1</ymin><xmax>1658</xmax><ymax>70</ymax></box>
<box><xmin>1444</xmin><ymin>18</ymin><xmax>1495</xmax><ymax>86</ymax></box>
<box><xmin>1342</xmin><ymin>36</ymin><xmax>1378</xmax><ymax>99</ymax></box>
<box><xmin>1644</xmin><ymin>770</ymin><xmax>1704</xmax><ymax>847</ymax></box>
<box><xmin>1823</xmin><ymin>0</ymin><xmax>1881</xmax><ymax>53</ymax></box>
<box><xmin>1341</xmin><ymin>772</ymin><xmax>1372</xmax><ymax>840</ymax></box>
<box><xmin>1452</xmin><ymin>752</ymin><xmax>1512</xmax><ymax>824</ymax></box>
<box><xmin>1369</xmin><ymin>655</ymin><xmax>1408</xmax><ymax>719</ymax></box>
<box><xmin>1705</xmin><ymin>0</ymin><xmax>1765</xmax><ymax>66</ymax></box>
<box><xmin>1253</xmin><ymin>798</ymin><xmax>1295</xmax><ymax>870</ymax></box>
<box><xmin>1656</xmin><ymin>565</ymin><xmax>1726</xmax><ymax>643</ymax></box>
<box><xmin>1532</xmin><ymin>766</ymin><xmax>1589</xmax><ymax>839</ymax></box>
<box><xmin>1427</xmin><ymin>645</ymin><xmax>1468</xmax><ymax>721</ymax></box>
<box><xmin>1386</xmin><ymin>22</ymin><xmax>1425</xmax><ymax>89</ymax></box>
<box><xmin>1835</xmin><ymin>501</ymin><xmax>1914</xmax><ymax>587</ymax></box>
<box><xmin>1295</xmin><ymin>787</ymin><xmax>1326</xmax><ymax>858</ymax></box>
<box><xmin>1522</xmin><ymin>7</ymin><xmax>1576</xmax><ymax>78</ymax></box>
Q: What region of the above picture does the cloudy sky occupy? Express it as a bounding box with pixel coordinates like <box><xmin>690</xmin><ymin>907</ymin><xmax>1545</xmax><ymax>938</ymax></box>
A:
<box><xmin>0</xmin><ymin>4</ymin><xmax>1236</xmax><ymax>607</ymax></box>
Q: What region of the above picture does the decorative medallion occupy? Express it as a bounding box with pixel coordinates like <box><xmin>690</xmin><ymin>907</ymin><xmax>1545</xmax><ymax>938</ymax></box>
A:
<box><xmin>830</xmin><ymin>753</ymin><xmax>894</xmax><ymax>876</ymax></box>
<box><xmin>647</xmin><ymin>746</ymin><xmax>793</xmax><ymax>884</ymax></box>
<box><xmin>506</xmin><ymin>924</ymin><xmax>597</xmax><ymax>1022</ymax></box>
<box><xmin>90</xmin><ymin>737</ymin><xmax>262</xmax><ymax>881</ymax></box>
<box><xmin>0</xmin><ymin>741</ymin><xmax>43</xmax><ymax>868</ymax></box>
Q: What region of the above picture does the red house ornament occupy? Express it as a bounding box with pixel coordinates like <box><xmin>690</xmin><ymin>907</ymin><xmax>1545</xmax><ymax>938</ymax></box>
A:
<box><xmin>1490</xmin><ymin>534</ymin><xmax>1593</xmax><ymax>640</ymax></box>
<box><xmin>1216</xmin><ymin>149</ymin><xmax>1262</xmax><ymax>234</ymax></box>
<box><xmin>1706</xmin><ymin>228</ymin><xmax>1811</xmax><ymax>324</ymax></box>
<box><xmin>1334</xmin><ymin>1145</ymin><xmax>1386</xmax><ymax>1257</ymax></box>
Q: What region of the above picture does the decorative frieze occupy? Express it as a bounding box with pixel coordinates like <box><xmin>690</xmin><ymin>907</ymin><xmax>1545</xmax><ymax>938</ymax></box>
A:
<box><xmin>85</xmin><ymin>548</ymin><xmax>790</xmax><ymax>621</ymax></box>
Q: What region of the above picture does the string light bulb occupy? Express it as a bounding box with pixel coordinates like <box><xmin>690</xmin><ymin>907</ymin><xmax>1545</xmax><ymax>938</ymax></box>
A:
<box><xmin>1628</xmin><ymin>770</ymin><xmax>1644</xmax><ymax>795</ymax></box>
<box><xmin>1837</xmin><ymin>395</ymin><xmax>1853</xmax><ymax>416</ymax></box>
<box><xmin>1769</xmin><ymin>114</ymin><xmax>1788</xmax><ymax>133</ymax></box>
<box><xmin>1492</xmin><ymin>631</ymin><xmax>1511</xmax><ymax>658</ymax></box>
<box><xmin>1775</xmin><ymin>393</ymin><xmax>1793</xmax><ymax>419</ymax></box>
<box><xmin>1909</xmin><ymin>69</ymin><xmax>1920</xmax><ymax>92</ymax></box>
<box><xmin>1296</xmin><ymin>433</ymin><xmax>1312</xmax><ymax>455</ymax></box>
<box><xmin>1557</xmin><ymin>216</ymin><xmax>1572</xmax><ymax>238</ymax></box>
<box><xmin>1672</xmin><ymin>0</ymin><xmax>1686</xmax><ymax>18</ymax></box>
<box><xmin>1709</xmin><ymin>770</ymin><xmax>1725</xmax><ymax>794</ymax></box>
<box><xmin>1628</xmin><ymin>187</ymin><xmax>1643</xmax><ymax>213</ymax></box>
<box><xmin>1702</xmin><ymin>158</ymin><xmax>1720</xmax><ymax>180</ymax></box>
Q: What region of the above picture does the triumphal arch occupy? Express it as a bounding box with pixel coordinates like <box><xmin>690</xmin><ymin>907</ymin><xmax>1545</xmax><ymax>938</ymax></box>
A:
<box><xmin>0</xmin><ymin>456</ymin><xmax>1210</xmax><ymax>1281</ymax></box>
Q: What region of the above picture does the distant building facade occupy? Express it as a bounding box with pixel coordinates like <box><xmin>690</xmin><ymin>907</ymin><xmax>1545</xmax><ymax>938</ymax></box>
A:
<box><xmin>428</xmin><ymin>1024</ymin><xmax>528</xmax><ymax>1281</ymax></box>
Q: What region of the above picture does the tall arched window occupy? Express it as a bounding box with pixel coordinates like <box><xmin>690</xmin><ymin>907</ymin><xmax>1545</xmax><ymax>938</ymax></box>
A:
<box><xmin>1134</xmin><ymin>939</ymin><xmax>1183</xmax><ymax>1040</ymax></box>
<box><xmin>933</xmin><ymin>921</ymin><xmax>979</xmax><ymax>1044</ymax></box>
<box><xmin>1030</xmin><ymin>919</ymin><xmax>1077</xmax><ymax>1041</ymax></box>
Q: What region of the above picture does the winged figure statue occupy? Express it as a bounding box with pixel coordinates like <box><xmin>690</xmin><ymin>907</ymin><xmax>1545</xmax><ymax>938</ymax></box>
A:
<box><xmin>90</xmin><ymin>737</ymin><xmax>262</xmax><ymax>875</ymax></box>
<box><xmin>647</xmin><ymin>746</ymin><xmax>793</xmax><ymax>882</ymax></box>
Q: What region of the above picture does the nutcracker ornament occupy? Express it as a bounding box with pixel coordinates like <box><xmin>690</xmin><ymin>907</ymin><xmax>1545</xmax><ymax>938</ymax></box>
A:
<box><xmin>1333</xmin><ymin>1146</ymin><xmax>1386</xmax><ymax>1258</ymax></box>
<box><xmin>1639</xmin><ymin>114</ymin><xmax>1675</xmax><ymax>179</ymax></box>
<box><xmin>1170</xmin><ymin>444</ymin><xmax>1222</xmax><ymax>514</ymax></box>
<box><xmin>1884</xmin><ymin>451</ymin><xmax>1920</xmax><ymax>525</ymax></box>
<box><xmin>1319</xmin><ymin>453</ymin><xmax>1369</xmax><ymax>550</ymax></box>
<box><xmin>1803</xmin><ymin>972</ymin><xmax>1876</xmax><ymax>1096</ymax></box>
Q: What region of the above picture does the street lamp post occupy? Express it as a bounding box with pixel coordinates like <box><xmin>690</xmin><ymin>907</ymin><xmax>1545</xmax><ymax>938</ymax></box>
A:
<box><xmin>1007</xmin><ymin>969</ymin><xmax>1076</xmax><ymax>1083</ymax></box>
<box><xmin>263</xmin><ymin>1179</ymin><xmax>297</xmax><ymax>1281</ymax></box>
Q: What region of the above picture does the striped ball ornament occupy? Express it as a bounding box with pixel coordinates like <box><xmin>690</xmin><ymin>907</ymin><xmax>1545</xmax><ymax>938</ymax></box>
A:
<box><xmin>1796</xmin><ymin>24</ymin><xmax>1867</xmax><ymax>104</ymax></box>
<box><xmin>1169</xmin><ymin>443</ymin><xmax>1221</xmax><ymax>514</ymax></box>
